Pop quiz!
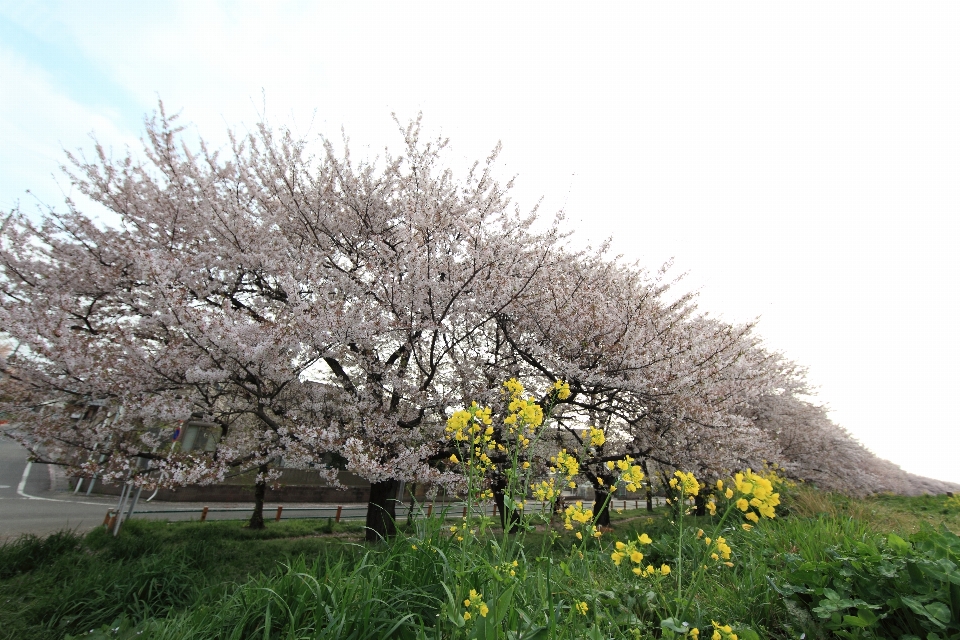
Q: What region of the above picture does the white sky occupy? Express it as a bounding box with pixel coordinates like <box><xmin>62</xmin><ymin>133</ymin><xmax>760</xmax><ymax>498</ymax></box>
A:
<box><xmin>2</xmin><ymin>2</ymin><xmax>958</xmax><ymax>484</ymax></box>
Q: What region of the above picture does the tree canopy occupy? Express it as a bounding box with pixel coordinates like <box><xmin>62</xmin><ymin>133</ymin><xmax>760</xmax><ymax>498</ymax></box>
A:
<box><xmin>1</xmin><ymin>106</ymin><xmax>926</xmax><ymax>535</ymax></box>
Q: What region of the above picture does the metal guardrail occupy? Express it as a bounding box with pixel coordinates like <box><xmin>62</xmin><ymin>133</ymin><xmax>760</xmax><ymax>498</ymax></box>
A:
<box><xmin>103</xmin><ymin>498</ymin><xmax>659</xmax><ymax>528</ymax></box>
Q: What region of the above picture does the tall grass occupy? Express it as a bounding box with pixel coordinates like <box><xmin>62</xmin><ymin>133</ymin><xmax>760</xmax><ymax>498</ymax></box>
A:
<box><xmin>3</xmin><ymin>489</ymin><xmax>958</xmax><ymax>639</ymax></box>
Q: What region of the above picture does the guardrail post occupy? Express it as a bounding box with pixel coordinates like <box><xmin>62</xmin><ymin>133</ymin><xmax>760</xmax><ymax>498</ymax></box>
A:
<box><xmin>335</xmin><ymin>505</ymin><xmax>342</xmax><ymax>523</ymax></box>
<box><xmin>200</xmin><ymin>506</ymin><xmax>209</xmax><ymax>522</ymax></box>
<box><xmin>275</xmin><ymin>505</ymin><xmax>283</xmax><ymax>522</ymax></box>
<box><xmin>103</xmin><ymin>509</ymin><xmax>113</xmax><ymax>527</ymax></box>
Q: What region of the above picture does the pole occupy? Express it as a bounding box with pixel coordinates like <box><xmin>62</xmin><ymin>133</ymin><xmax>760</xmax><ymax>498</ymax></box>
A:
<box><xmin>113</xmin><ymin>483</ymin><xmax>131</xmax><ymax>536</ymax></box>
<box><xmin>125</xmin><ymin>486</ymin><xmax>143</xmax><ymax>522</ymax></box>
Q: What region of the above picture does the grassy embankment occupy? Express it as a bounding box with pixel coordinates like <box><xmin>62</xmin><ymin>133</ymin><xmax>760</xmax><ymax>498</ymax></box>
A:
<box><xmin>1</xmin><ymin>487</ymin><xmax>958</xmax><ymax>640</ymax></box>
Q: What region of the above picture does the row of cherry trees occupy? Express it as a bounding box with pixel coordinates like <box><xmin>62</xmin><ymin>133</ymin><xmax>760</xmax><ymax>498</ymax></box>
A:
<box><xmin>0</xmin><ymin>108</ymin><xmax>898</xmax><ymax>538</ymax></box>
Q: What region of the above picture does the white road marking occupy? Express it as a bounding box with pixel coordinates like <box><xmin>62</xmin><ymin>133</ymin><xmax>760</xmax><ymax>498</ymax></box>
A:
<box><xmin>16</xmin><ymin>461</ymin><xmax>111</xmax><ymax>506</ymax></box>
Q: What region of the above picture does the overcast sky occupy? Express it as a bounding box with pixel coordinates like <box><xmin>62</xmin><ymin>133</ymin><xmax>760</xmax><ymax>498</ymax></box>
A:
<box><xmin>2</xmin><ymin>2</ymin><xmax>958</xmax><ymax>483</ymax></box>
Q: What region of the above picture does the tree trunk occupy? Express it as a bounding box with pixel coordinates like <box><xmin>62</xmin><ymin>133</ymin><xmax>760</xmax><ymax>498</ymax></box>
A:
<box><xmin>593</xmin><ymin>486</ymin><xmax>613</xmax><ymax>528</ymax></box>
<box><xmin>641</xmin><ymin>460</ymin><xmax>653</xmax><ymax>512</ymax></box>
<box><xmin>365</xmin><ymin>479</ymin><xmax>399</xmax><ymax>542</ymax></box>
<box><xmin>248</xmin><ymin>463</ymin><xmax>269</xmax><ymax>529</ymax></box>
<box><xmin>694</xmin><ymin>493</ymin><xmax>706</xmax><ymax>517</ymax></box>
<box><xmin>492</xmin><ymin>486</ymin><xmax>520</xmax><ymax>533</ymax></box>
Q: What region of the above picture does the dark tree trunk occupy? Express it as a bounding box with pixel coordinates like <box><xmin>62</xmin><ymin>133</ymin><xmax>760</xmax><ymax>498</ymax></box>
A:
<box><xmin>248</xmin><ymin>463</ymin><xmax>269</xmax><ymax>529</ymax></box>
<box><xmin>406</xmin><ymin>482</ymin><xmax>416</xmax><ymax>525</ymax></box>
<box><xmin>593</xmin><ymin>486</ymin><xmax>613</xmax><ymax>528</ymax></box>
<box><xmin>641</xmin><ymin>460</ymin><xmax>654</xmax><ymax>512</ymax></box>
<box><xmin>365</xmin><ymin>479</ymin><xmax>399</xmax><ymax>542</ymax></box>
<box><xmin>694</xmin><ymin>493</ymin><xmax>706</xmax><ymax>517</ymax></box>
<box><xmin>493</xmin><ymin>486</ymin><xmax>520</xmax><ymax>533</ymax></box>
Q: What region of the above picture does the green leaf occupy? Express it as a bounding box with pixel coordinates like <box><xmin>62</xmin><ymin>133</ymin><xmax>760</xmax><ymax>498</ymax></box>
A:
<box><xmin>493</xmin><ymin>585</ymin><xmax>517</xmax><ymax>626</ymax></box>
<box><xmin>660</xmin><ymin>617</ymin><xmax>689</xmax><ymax>634</ymax></box>
<box><xmin>842</xmin><ymin>615</ymin><xmax>871</xmax><ymax>628</ymax></box>
<box><xmin>923</xmin><ymin>601</ymin><xmax>951</xmax><ymax>624</ymax></box>
<box><xmin>888</xmin><ymin>533</ymin><xmax>912</xmax><ymax>554</ymax></box>
<box><xmin>585</xmin><ymin>627</ymin><xmax>604</xmax><ymax>640</ymax></box>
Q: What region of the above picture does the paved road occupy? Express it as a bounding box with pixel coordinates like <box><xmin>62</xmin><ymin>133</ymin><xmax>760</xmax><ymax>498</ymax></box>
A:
<box><xmin>0</xmin><ymin>434</ymin><xmax>117</xmax><ymax>540</ymax></box>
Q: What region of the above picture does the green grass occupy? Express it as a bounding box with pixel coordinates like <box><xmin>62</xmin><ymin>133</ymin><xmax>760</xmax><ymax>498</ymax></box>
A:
<box><xmin>2</xmin><ymin>490</ymin><xmax>958</xmax><ymax>639</ymax></box>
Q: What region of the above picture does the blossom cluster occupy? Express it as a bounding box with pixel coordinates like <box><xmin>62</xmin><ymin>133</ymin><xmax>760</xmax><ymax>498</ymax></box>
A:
<box><xmin>696</xmin><ymin>528</ymin><xmax>734</xmax><ymax>567</ymax></box>
<box><xmin>609</xmin><ymin>532</ymin><xmax>654</xmax><ymax>573</ymax></box>
<box><xmin>462</xmin><ymin>589</ymin><xmax>488</xmax><ymax>620</ymax></box>
<box><xmin>730</xmin><ymin>469</ymin><xmax>780</xmax><ymax>522</ymax></box>
<box><xmin>605</xmin><ymin>456</ymin><xmax>646</xmax><ymax>492</ymax></box>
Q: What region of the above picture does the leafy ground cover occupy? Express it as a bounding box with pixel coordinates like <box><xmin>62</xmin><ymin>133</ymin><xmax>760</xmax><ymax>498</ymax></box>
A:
<box><xmin>1</xmin><ymin>488</ymin><xmax>958</xmax><ymax>639</ymax></box>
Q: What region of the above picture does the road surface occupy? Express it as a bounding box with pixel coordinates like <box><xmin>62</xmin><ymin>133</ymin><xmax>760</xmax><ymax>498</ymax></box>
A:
<box><xmin>0</xmin><ymin>433</ymin><xmax>118</xmax><ymax>540</ymax></box>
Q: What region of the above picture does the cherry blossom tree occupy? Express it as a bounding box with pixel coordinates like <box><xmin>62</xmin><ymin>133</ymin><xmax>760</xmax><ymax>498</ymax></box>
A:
<box><xmin>491</xmin><ymin>247</ymin><xmax>800</xmax><ymax>524</ymax></box>
<box><xmin>0</xmin><ymin>107</ymin><xmax>564</xmax><ymax>538</ymax></box>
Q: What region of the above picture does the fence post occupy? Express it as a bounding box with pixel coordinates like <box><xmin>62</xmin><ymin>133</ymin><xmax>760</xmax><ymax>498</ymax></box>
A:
<box><xmin>462</xmin><ymin>506</ymin><xmax>467</xmax><ymax>517</ymax></box>
<box><xmin>275</xmin><ymin>505</ymin><xmax>283</xmax><ymax>522</ymax></box>
<box><xmin>335</xmin><ymin>505</ymin><xmax>342</xmax><ymax>523</ymax></box>
<box><xmin>200</xmin><ymin>506</ymin><xmax>209</xmax><ymax>522</ymax></box>
<box><xmin>103</xmin><ymin>510</ymin><xmax>113</xmax><ymax>527</ymax></box>
<box><xmin>426</xmin><ymin>503</ymin><xmax>433</xmax><ymax>517</ymax></box>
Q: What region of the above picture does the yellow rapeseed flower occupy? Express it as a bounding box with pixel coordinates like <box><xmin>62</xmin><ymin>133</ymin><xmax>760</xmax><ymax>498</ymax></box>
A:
<box><xmin>674</xmin><ymin>470</ymin><xmax>699</xmax><ymax>496</ymax></box>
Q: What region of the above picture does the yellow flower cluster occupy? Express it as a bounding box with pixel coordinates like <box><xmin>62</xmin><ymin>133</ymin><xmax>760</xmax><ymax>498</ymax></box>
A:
<box><xmin>587</xmin><ymin>426</ymin><xmax>605</xmax><ymax>447</ymax></box>
<box><xmin>697</xmin><ymin>529</ymin><xmax>733</xmax><ymax>566</ymax></box>
<box><xmin>551</xmin><ymin>449</ymin><xmax>580</xmax><ymax>488</ymax></box>
<box><xmin>732</xmin><ymin>469</ymin><xmax>780</xmax><ymax>521</ymax></box>
<box><xmin>490</xmin><ymin>559</ymin><xmax>519</xmax><ymax>578</ymax></box>
<box><xmin>462</xmin><ymin>589</ymin><xmax>489</xmax><ymax>620</ymax></box>
<box><xmin>551</xmin><ymin>379</ymin><xmax>572</xmax><ymax>400</ymax></box>
<box><xmin>609</xmin><ymin>532</ymin><xmax>654</xmax><ymax>571</ymax></box>
<box><xmin>505</xmin><ymin>396</ymin><xmax>544</xmax><ymax>429</ymax></box>
<box><xmin>710</xmin><ymin>621</ymin><xmax>738</xmax><ymax>640</ymax></box>
<box><xmin>445</xmin><ymin>402</ymin><xmax>497</xmax><ymax>477</ymax></box>
<box><xmin>531</xmin><ymin>478</ymin><xmax>559</xmax><ymax>501</ymax></box>
<box><xmin>670</xmin><ymin>470</ymin><xmax>700</xmax><ymax>497</ymax></box>
<box><xmin>575</xmin><ymin>601</ymin><xmax>589</xmax><ymax>615</ymax></box>
<box><xmin>632</xmin><ymin>563</ymin><xmax>671</xmax><ymax>577</ymax></box>
<box><xmin>604</xmin><ymin>456</ymin><xmax>646</xmax><ymax>492</ymax></box>
<box><xmin>563</xmin><ymin>500</ymin><xmax>595</xmax><ymax>533</ymax></box>
<box><xmin>503</xmin><ymin>378</ymin><xmax>525</xmax><ymax>399</ymax></box>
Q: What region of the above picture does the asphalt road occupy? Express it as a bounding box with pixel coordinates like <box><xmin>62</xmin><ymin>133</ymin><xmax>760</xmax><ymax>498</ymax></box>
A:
<box><xmin>0</xmin><ymin>434</ymin><xmax>118</xmax><ymax>540</ymax></box>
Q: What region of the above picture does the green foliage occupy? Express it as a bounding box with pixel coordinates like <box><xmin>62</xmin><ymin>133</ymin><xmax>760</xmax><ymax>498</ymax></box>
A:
<box><xmin>775</xmin><ymin>524</ymin><xmax>960</xmax><ymax>639</ymax></box>
<box><xmin>0</xmin><ymin>529</ymin><xmax>82</xmax><ymax>578</ymax></box>
<box><xmin>5</xmin><ymin>492</ymin><xmax>959</xmax><ymax>639</ymax></box>
<box><xmin>0</xmin><ymin>518</ymin><xmax>358</xmax><ymax>640</ymax></box>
